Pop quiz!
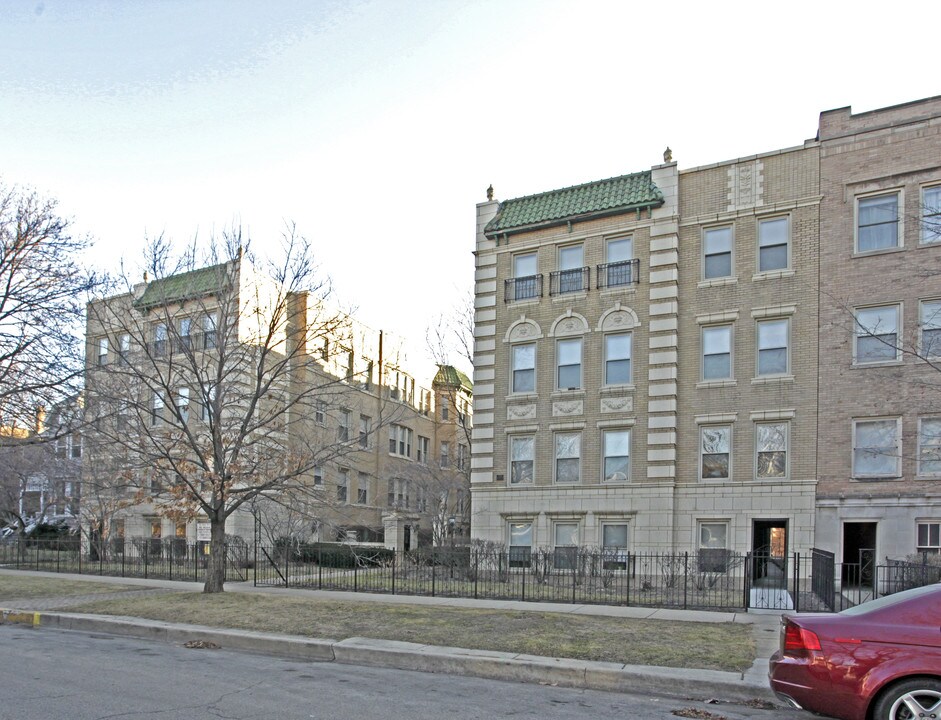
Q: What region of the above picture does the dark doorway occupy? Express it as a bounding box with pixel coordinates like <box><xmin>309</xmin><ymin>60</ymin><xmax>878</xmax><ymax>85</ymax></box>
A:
<box><xmin>842</xmin><ymin>522</ymin><xmax>876</xmax><ymax>585</ymax></box>
<box><xmin>752</xmin><ymin>519</ymin><xmax>788</xmax><ymax>585</ymax></box>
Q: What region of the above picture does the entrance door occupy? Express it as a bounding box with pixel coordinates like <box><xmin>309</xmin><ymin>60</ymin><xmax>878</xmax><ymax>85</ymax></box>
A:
<box><xmin>752</xmin><ymin>519</ymin><xmax>788</xmax><ymax>585</ymax></box>
<box><xmin>842</xmin><ymin>522</ymin><xmax>876</xmax><ymax>585</ymax></box>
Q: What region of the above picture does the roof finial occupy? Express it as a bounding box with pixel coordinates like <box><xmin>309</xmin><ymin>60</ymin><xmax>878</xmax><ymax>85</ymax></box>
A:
<box><xmin>143</xmin><ymin>270</ymin><xmax>149</xmax><ymax>282</ymax></box>
<box><xmin>663</xmin><ymin>147</ymin><xmax>673</xmax><ymax>163</ymax></box>
<box><xmin>486</xmin><ymin>184</ymin><xmax>494</xmax><ymax>201</ymax></box>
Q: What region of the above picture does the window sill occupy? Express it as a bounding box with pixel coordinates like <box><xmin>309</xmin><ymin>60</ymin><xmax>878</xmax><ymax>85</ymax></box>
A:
<box><xmin>600</xmin><ymin>384</ymin><xmax>636</xmax><ymax>394</ymax></box>
<box><xmin>852</xmin><ymin>246</ymin><xmax>904</xmax><ymax>259</ymax></box>
<box><xmin>505</xmin><ymin>297</ymin><xmax>541</xmax><ymax>307</ymax></box>
<box><xmin>851</xmin><ymin>360</ymin><xmax>903</xmax><ymax>368</ymax></box>
<box><xmin>752</xmin><ymin>269</ymin><xmax>795</xmax><ymax>281</ymax></box>
<box><xmin>506</xmin><ymin>393</ymin><xmax>538</xmax><ymax>402</ymax></box>
<box><xmin>600</xmin><ymin>285</ymin><xmax>638</xmax><ymax>296</ymax></box>
<box><xmin>751</xmin><ymin>374</ymin><xmax>794</xmax><ymax>385</ymax></box>
<box><xmin>851</xmin><ymin>475</ymin><xmax>903</xmax><ymax>482</ymax></box>
<box><xmin>551</xmin><ymin>389</ymin><xmax>586</xmax><ymax>399</ymax></box>
<box><xmin>698</xmin><ymin>276</ymin><xmax>738</xmax><ymax>289</ymax></box>
<box><xmin>551</xmin><ymin>291</ymin><xmax>588</xmax><ymax>302</ymax></box>
<box><xmin>696</xmin><ymin>379</ymin><xmax>736</xmax><ymax>389</ymax></box>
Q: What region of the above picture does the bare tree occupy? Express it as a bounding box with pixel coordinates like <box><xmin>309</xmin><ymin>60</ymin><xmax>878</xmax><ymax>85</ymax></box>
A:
<box><xmin>85</xmin><ymin>228</ymin><xmax>375</xmax><ymax>592</ymax></box>
<box><xmin>0</xmin><ymin>183</ymin><xmax>99</xmax><ymax>436</ymax></box>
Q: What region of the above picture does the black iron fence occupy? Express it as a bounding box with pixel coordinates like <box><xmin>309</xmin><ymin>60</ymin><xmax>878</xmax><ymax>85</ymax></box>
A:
<box><xmin>0</xmin><ymin>536</ymin><xmax>249</xmax><ymax>583</ymax></box>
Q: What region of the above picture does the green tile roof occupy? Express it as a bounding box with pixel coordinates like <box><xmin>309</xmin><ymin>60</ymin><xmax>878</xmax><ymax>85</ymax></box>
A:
<box><xmin>134</xmin><ymin>262</ymin><xmax>232</xmax><ymax>310</ymax></box>
<box><xmin>434</xmin><ymin>365</ymin><xmax>473</xmax><ymax>393</ymax></box>
<box><xmin>484</xmin><ymin>170</ymin><xmax>663</xmax><ymax>235</ymax></box>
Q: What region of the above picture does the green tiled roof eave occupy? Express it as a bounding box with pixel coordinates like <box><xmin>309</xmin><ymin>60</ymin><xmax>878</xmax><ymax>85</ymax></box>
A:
<box><xmin>484</xmin><ymin>170</ymin><xmax>664</xmax><ymax>236</ymax></box>
<box><xmin>133</xmin><ymin>262</ymin><xmax>232</xmax><ymax>310</ymax></box>
<box><xmin>434</xmin><ymin>365</ymin><xmax>473</xmax><ymax>393</ymax></box>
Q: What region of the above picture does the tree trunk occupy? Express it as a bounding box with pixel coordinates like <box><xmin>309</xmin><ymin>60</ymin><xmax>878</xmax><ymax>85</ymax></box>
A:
<box><xmin>203</xmin><ymin>515</ymin><xmax>227</xmax><ymax>593</ymax></box>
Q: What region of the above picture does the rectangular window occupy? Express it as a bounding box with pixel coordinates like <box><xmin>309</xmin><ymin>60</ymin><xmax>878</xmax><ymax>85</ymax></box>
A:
<box><xmin>178</xmin><ymin>318</ymin><xmax>192</xmax><ymax>350</ymax></box>
<box><xmin>920</xmin><ymin>300</ymin><xmax>941</xmax><ymax>358</ymax></box>
<box><xmin>389</xmin><ymin>424</ymin><xmax>412</xmax><ymax>458</ymax></box>
<box><xmin>177</xmin><ymin>387</ymin><xmax>190</xmax><ymax>422</ymax></box>
<box><xmin>604</xmin><ymin>236</ymin><xmax>634</xmax><ymax>287</ymax></box>
<box><xmin>357</xmin><ymin>472</ymin><xmax>368</xmax><ymax>505</ymax></box>
<box><xmin>603</xmin><ymin>429</ymin><xmax>630</xmax><ymax>482</ymax></box>
<box><xmin>511</xmin><ymin>343</ymin><xmax>535</xmax><ymax>393</ymax></box>
<box><xmin>758</xmin><ymin>216</ymin><xmax>789</xmax><ymax>272</ymax></box>
<box><xmin>153</xmin><ymin>323</ymin><xmax>167</xmax><ymax>357</ymax></box>
<box><xmin>701</xmin><ymin>426</ymin><xmax>731</xmax><ymax>480</ymax></box>
<box><xmin>203</xmin><ymin>313</ymin><xmax>217</xmax><ymax>349</ymax></box>
<box><xmin>556</xmin><ymin>338</ymin><xmax>582</xmax><ymax>390</ymax></box>
<box><xmin>917</xmin><ymin>522</ymin><xmax>940</xmax><ymax>554</ymax></box>
<box><xmin>337</xmin><ymin>469</ymin><xmax>348</xmax><ymax>503</ymax></box>
<box><xmin>756</xmin><ymin>422</ymin><xmax>787</xmax><ymax>479</ymax></box>
<box><xmin>118</xmin><ymin>333</ymin><xmax>130</xmax><ymax>364</ymax></box>
<box><xmin>512</xmin><ymin>252</ymin><xmax>539</xmax><ymax>301</ymax></box>
<box><xmin>313</xmin><ymin>465</ymin><xmax>323</xmax><ymax>486</ymax></box>
<box><xmin>855</xmin><ymin>305</ymin><xmax>899</xmax><ymax>363</ymax></box>
<box><xmin>757</xmin><ymin>319</ymin><xmax>789</xmax><ymax>376</ymax></box>
<box><xmin>602</xmin><ymin>523</ymin><xmax>629</xmax><ymax>570</ymax></box>
<box><xmin>510</xmin><ymin>436</ymin><xmax>534</xmax><ymax>484</ymax></box>
<box><xmin>553</xmin><ymin>522</ymin><xmax>578</xmax><ymax>570</ymax></box>
<box><xmin>337</xmin><ymin>409</ymin><xmax>351</xmax><ymax>442</ymax></box>
<box><xmin>555</xmin><ymin>432</ymin><xmax>581</xmax><ymax>483</ymax></box>
<box><xmin>918</xmin><ymin>418</ymin><xmax>941</xmax><ymax>476</ymax></box>
<box><xmin>457</xmin><ymin>443</ymin><xmax>468</xmax><ymax>471</ymax></box>
<box><xmin>69</xmin><ymin>433</ymin><xmax>82</xmax><ymax>459</ymax></box>
<box><xmin>441</xmin><ymin>402</ymin><xmax>449</xmax><ymax>421</ymax></box>
<box><xmin>359</xmin><ymin>415</ymin><xmax>371</xmax><ymax>449</ymax></box>
<box><xmin>604</xmin><ymin>332</ymin><xmax>632</xmax><ymax>385</ymax></box>
<box><xmin>440</xmin><ymin>441</ymin><xmax>450</xmax><ymax>468</ymax></box>
<box><xmin>923</xmin><ymin>186</ymin><xmax>941</xmax><ymax>244</ymax></box>
<box><xmin>417</xmin><ymin>435</ymin><xmax>429</xmax><ymax>464</ymax></box>
<box><xmin>702</xmin><ymin>325</ymin><xmax>732</xmax><ymax>380</ymax></box>
<box><xmin>703</xmin><ymin>225</ymin><xmax>733</xmax><ymax>279</ymax></box>
<box><xmin>857</xmin><ymin>192</ymin><xmax>900</xmax><ymax>252</ymax></box>
<box><xmin>557</xmin><ymin>244</ymin><xmax>585</xmax><ymax>294</ymax></box>
<box><xmin>698</xmin><ymin>521</ymin><xmax>730</xmax><ymax>572</ymax></box>
<box><xmin>97</xmin><ymin>337</ymin><xmax>109</xmax><ymax>366</ymax></box>
<box><xmin>315</xmin><ymin>400</ymin><xmax>326</xmax><ymax>425</ymax></box>
<box><xmin>152</xmin><ymin>392</ymin><xmax>164</xmax><ymax>426</ymax></box>
<box><xmin>853</xmin><ymin>418</ymin><xmax>900</xmax><ymax>477</ymax></box>
<box><xmin>508</xmin><ymin>521</ymin><xmax>533</xmax><ymax>567</ymax></box>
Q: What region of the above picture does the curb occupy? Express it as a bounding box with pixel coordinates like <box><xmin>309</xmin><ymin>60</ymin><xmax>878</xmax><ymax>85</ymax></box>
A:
<box><xmin>1</xmin><ymin>607</ymin><xmax>776</xmax><ymax>703</ymax></box>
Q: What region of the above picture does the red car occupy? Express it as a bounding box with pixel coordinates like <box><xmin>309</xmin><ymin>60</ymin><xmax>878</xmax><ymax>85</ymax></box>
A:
<box><xmin>769</xmin><ymin>583</ymin><xmax>941</xmax><ymax>720</ymax></box>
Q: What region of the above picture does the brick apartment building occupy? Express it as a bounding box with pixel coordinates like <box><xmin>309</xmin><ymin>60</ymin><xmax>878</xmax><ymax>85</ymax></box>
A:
<box><xmin>471</xmin><ymin>95</ymin><xmax>941</xmax><ymax>570</ymax></box>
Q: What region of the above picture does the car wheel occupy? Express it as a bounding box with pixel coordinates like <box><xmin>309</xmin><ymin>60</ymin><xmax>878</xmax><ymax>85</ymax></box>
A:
<box><xmin>874</xmin><ymin>679</ymin><xmax>941</xmax><ymax>720</ymax></box>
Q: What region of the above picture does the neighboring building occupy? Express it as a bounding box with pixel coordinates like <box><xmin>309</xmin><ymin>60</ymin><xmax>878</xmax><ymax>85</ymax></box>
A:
<box><xmin>471</xmin><ymin>95</ymin><xmax>941</xmax><ymax>568</ymax></box>
<box><xmin>83</xmin><ymin>255</ymin><xmax>471</xmax><ymax>549</ymax></box>
<box><xmin>815</xmin><ymin>97</ymin><xmax>941</xmax><ymax>564</ymax></box>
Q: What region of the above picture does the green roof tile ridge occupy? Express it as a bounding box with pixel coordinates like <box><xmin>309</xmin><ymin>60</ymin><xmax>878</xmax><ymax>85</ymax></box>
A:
<box><xmin>134</xmin><ymin>261</ymin><xmax>232</xmax><ymax>309</ymax></box>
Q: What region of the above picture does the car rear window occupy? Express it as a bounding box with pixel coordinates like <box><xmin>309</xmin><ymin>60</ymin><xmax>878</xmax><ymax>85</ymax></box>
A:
<box><xmin>840</xmin><ymin>584</ymin><xmax>940</xmax><ymax>616</ymax></box>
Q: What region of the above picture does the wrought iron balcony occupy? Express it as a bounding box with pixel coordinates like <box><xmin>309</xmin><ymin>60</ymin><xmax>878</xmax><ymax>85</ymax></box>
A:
<box><xmin>597</xmin><ymin>259</ymin><xmax>640</xmax><ymax>289</ymax></box>
<box><xmin>549</xmin><ymin>267</ymin><xmax>589</xmax><ymax>296</ymax></box>
<box><xmin>504</xmin><ymin>274</ymin><xmax>543</xmax><ymax>303</ymax></box>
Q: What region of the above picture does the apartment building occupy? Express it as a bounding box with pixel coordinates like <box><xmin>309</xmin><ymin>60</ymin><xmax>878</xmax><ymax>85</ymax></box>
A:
<box><xmin>816</xmin><ymin>97</ymin><xmax>941</xmax><ymax>565</ymax></box>
<box><xmin>472</xmin><ymin>95</ymin><xmax>940</xmax><ymax>566</ymax></box>
<box><xmin>84</xmin><ymin>254</ymin><xmax>470</xmax><ymax>549</ymax></box>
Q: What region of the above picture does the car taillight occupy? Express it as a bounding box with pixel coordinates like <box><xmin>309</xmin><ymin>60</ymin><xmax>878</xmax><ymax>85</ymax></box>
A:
<box><xmin>783</xmin><ymin>620</ymin><xmax>822</xmax><ymax>655</ymax></box>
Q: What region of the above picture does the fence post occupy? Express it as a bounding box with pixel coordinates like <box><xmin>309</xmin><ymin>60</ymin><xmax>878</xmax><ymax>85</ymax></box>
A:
<box><xmin>683</xmin><ymin>552</ymin><xmax>688</xmax><ymax>610</ymax></box>
<box><xmin>625</xmin><ymin>552</ymin><xmax>631</xmax><ymax>607</ymax></box>
<box><xmin>354</xmin><ymin>558</ymin><xmax>358</xmax><ymax>592</ymax></box>
<box><xmin>474</xmin><ymin>550</ymin><xmax>478</xmax><ymax>600</ymax></box>
<box><xmin>521</xmin><ymin>564</ymin><xmax>526</xmax><ymax>602</ymax></box>
<box><xmin>169</xmin><ymin>541</ymin><xmax>173</xmax><ymax>582</ymax></box>
<box><xmin>318</xmin><ymin>545</ymin><xmax>322</xmax><ymax>590</ymax></box>
<box><xmin>431</xmin><ymin>550</ymin><xmax>436</xmax><ymax>597</ymax></box>
<box><xmin>285</xmin><ymin>546</ymin><xmax>290</xmax><ymax>589</ymax></box>
<box><xmin>391</xmin><ymin>552</ymin><xmax>396</xmax><ymax>595</ymax></box>
<box><xmin>144</xmin><ymin>545</ymin><xmax>149</xmax><ymax>579</ymax></box>
<box><xmin>56</xmin><ymin>538</ymin><xmax>61</xmax><ymax>573</ymax></box>
<box><xmin>793</xmin><ymin>553</ymin><xmax>800</xmax><ymax>613</ymax></box>
<box><xmin>572</xmin><ymin>562</ymin><xmax>577</xmax><ymax>604</ymax></box>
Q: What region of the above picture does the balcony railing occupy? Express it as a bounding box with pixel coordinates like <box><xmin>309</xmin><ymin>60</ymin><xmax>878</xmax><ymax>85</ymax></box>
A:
<box><xmin>549</xmin><ymin>267</ymin><xmax>589</xmax><ymax>296</ymax></box>
<box><xmin>597</xmin><ymin>259</ymin><xmax>640</xmax><ymax>289</ymax></box>
<box><xmin>504</xmin><ymin>274</ymin><xmax>543</xmax><ymax>303</ymax></box>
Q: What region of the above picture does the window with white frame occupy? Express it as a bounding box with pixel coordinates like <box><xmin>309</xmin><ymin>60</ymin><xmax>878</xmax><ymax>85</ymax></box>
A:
<box><xmin>508</xmin><ymin>521</ymin><xmax>533</xmax><ymax>567</ymax></box>
<box><xmin>510</xmin><ymin>436</ymin><xmax>534</xmax><ymax>484</ymax></box>
<box><xmin>389</xmin><ymin>424</ymin><xmax>412</xmax><ymax>458</ymax></box>
<box><xmin>203</xmin><ymin>312</ymin><xmax>217</xmax><ymax>349</ymax></box>
<box><xmin>604</xmin><ymin>332</ymin><xmax>632</xmax><ymax>385</ymax></box>
<box><xmin>923</xmin><ymin>186</ymin><xmax>941</xmax><ymax>244</ymax></box>
<box><xmin>698</xmin><ymin>520</ymin><xmax>730</xmax><ymax>571</ymax></box>
<box><xmin>855</xmin><ymin>305</ymin><xmax>900</xmax><ymax>364</ymax></box>
<box><xmin>118</xmin><ymin>333</ymin><xmax>130</xmax><ymax>364</ymax></box>
<box><xmin>177</xmin><ymin>387</ymin><xmax>189</xmax><ymax>422</ymax></box>
<box><xmin>153</xmin><ymin>323</ymin><xmax>167</xmax><ymax>356</ymax></box>
<box><xmin>756</xmin><ymin>422</ymin><xmax>787</xmax><ymax>479</ymax></box>
<box><xmin>511</xmin><ymin>343</ymin><xmax>535</xmax><ymax>393</ymax></box>
<box><xmin>917</xmin><ymin>522</ymin><xmax>940</xmax><ymax>554</ymax></box>
<box><xmin>457</xmin><ymin>443</ymin><xmax>467</xmax><ymax>471</ymax></box>
<box><xmin>703</xmin><ymin>225</ymin><xmax>733</xmax><ymax>279</ymax></box>
<box><xmin>553</xmin><ymin>522</ymin><xmax>579</xmax><ymax>569</ymax></box>
<box><xmin>757</xmin><ymin>319</ymin><xmax>789</xmax><ymax>376</ymax></box>
<box><xmin>920</xmin><ymin>300</ymin><xmax>941</xmax><ymax>358</ymax></box>
<box><xmin>603</xmin><ymin>429</ymin><xmax>630</xmax><ymax>482</ymax></box>
<box><xmin>313</xmin><ymin>465</ymin><xmax>323</xmax><ymax>486</ymax></box>
<box><xmin>604</xmin><ymin>236</ymin><xmax>634</xmax><ymax>287</ymax></box>
<box><xmin>97</xmin><ymin>337</ymin><xmax>109</xmax><ymax>366</ymax></box>
<box><xmin>357</xmin><ymin>472</ymin><xmax>368</xmax><ymax>504</ymax></box>
<box><xmin>152</xmin><ymin>392</ymin><xmax>164</xmax><ymax>426</ymax></box>
<box><xmin>336</xmin><ymin>468</ymin><xmax>348</xmax><ymax>503</ymax></box>
<box><xmin>556</xmin><ymin>338</ymin><xmax>582</xmax><ymax>390</ymax></box>
<box><xmin>702</xmin><ymin>325</ymin><xmax>732</xmax><ymax>380</ymax></box>
<box><xmin>758</xmin><ymin>216</ymin><xmax>789</xmax><ymax>272</ymax></box>
<box><xmin>555</xmin><ymin>432</ymin><xmax>581</xmax><ymax>483</ymax></box>
<box><xmin>857</xmin><ymin>192</ymin><xmax>900</xmax><ymax>252</ymax></box>
<box><xmin>440</xmin><ymin>441</ymin><xmax>450</xmax><ymax>468</ymax></box>
<box><xmin>417</xmin><ymin>435</ymin><xmax>429</xmax><ymax>464</ymax></box>
<box><xmin>178</xmin><ymin>317</ymin><xmax>192</xmax><ymax>350</ymax></box>
<box><xmin>557</xmin><ymin>244</ymin><xmax>585</xmax><ymax>294</ymax></box>
<box><xmin>359</xmin><ymin>414</ymin><xmax>371</xmax><ymax>449</ymax></box>
<box><xmin>512</xmin><ymin>252</ymin><xmax>539</xmax><ymax>301</ymax></box>
<box><xmin>387</xmin><ymin>478</ymin><xmax>409</xmax><ymax>509</ymax></box>
<box><xmin>315</xmin><ymin>400</ymin><xmax>326</xmax><ymax>425</ymax></box>
<box><xmin>853</xmin><ymin>418</ymin><xmax>900</xmax><ymax>478</ymax></box>
<box><xmin>601</xmin><ymin>523</ymin><xmax>629</xmax><ymax>570</ymax></box>
<box><xmin>918</xmin><ymin>417</ymin><xmax>941</xmax><ymax>476</ymax></box>
<box><xmin>701</xmin><ymin>426</ymin><xmax>731</xmax><ymax>480</ymax></box>
<box><xmin>337</xmin><ymin>408</ymin><xmax>351</xmax><ymax>442</ymax></box>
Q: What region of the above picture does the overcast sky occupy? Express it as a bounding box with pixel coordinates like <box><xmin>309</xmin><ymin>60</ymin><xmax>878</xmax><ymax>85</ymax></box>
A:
<box><xmin>1</xmin><ymin>0</ymin><xmax>936</xmax><ymax>381</ymax></box>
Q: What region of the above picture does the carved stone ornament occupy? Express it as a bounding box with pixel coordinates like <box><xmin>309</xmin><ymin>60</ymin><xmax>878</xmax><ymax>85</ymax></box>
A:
<box><xmin>553</xmin><ymin>400</ymin><xmax>584</xmax><ymax>417</ymax></box>
<box><xmin>509</xmin><ymin>321</ymin><xmax>540</xmax><ymax>342</ymax></box>
<box><xmin>506</xmin><ymin>403</ymin><xmax>536</xmax><ymax>420</ymax></box>
<box><xmin>601</xmin><ymin>396</ymin><xmax>633</xmax><ymax>413</ymax></box>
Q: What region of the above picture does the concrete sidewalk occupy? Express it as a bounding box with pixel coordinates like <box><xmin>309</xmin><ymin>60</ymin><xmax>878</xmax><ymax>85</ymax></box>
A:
<box><xmin>0</xmin><ymin>568</ymin><xmax>782</xmax><ymax>703</ymax></box>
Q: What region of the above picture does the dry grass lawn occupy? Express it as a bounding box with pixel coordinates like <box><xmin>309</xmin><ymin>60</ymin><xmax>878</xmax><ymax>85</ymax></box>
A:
<box><xmin>0</xmin><ymin>575</ymin><xmax>138</xmax><ymax>600</ymax></box>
